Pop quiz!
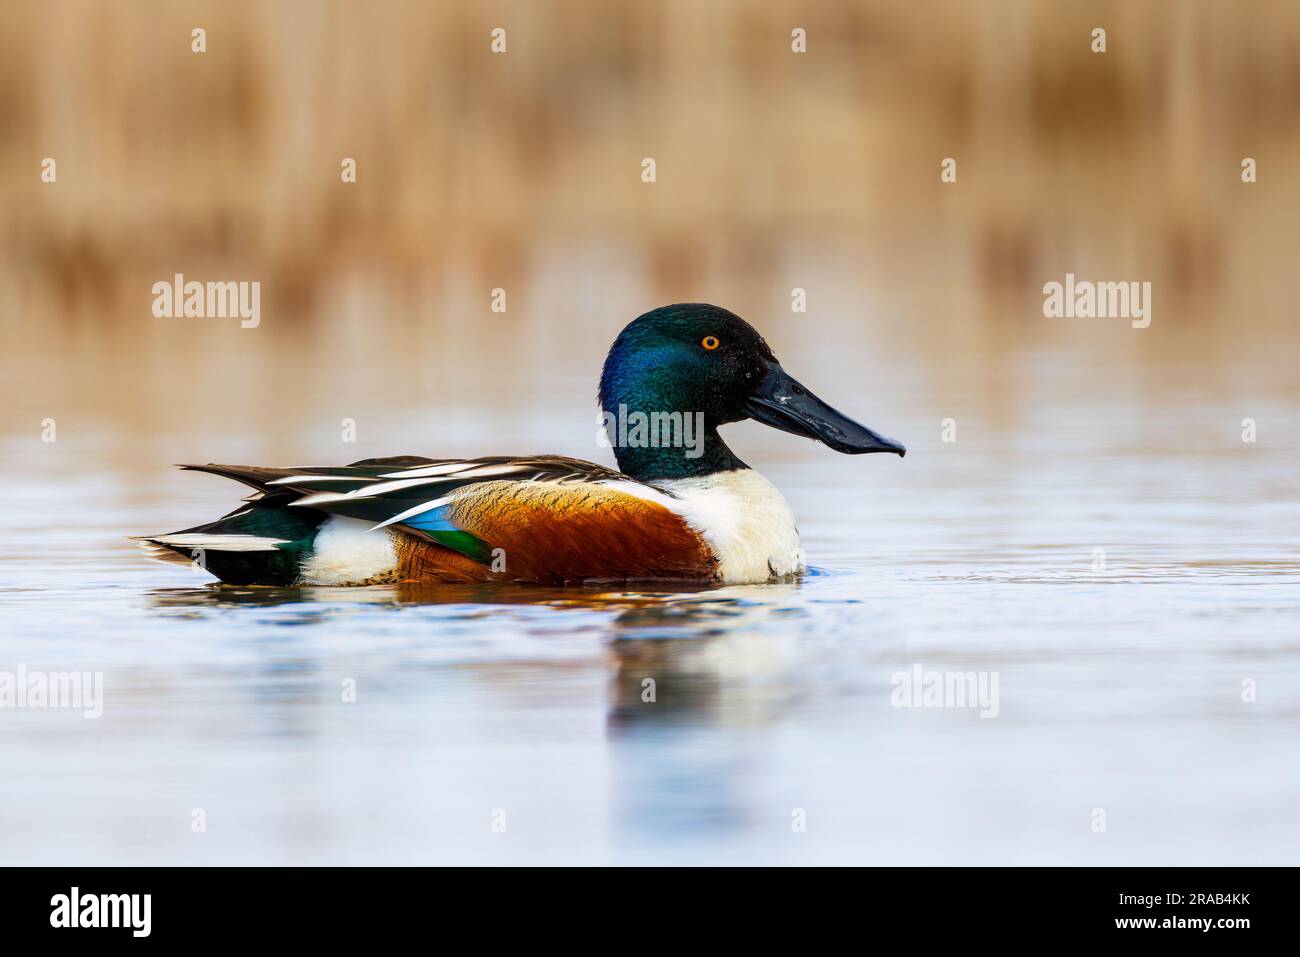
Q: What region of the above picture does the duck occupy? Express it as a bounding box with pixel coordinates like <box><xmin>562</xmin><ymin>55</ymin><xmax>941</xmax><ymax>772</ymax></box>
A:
<box><xmin>137</xmin><ymin>303</ymin><xmax>905</xmax><ymax>586</ymax></box>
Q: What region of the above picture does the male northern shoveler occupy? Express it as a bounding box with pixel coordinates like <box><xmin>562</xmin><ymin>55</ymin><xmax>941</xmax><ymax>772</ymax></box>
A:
<box><xmin>138</xmin><ymin>303</ymin><xmax>905</xmax><ymax>586</ymax></box>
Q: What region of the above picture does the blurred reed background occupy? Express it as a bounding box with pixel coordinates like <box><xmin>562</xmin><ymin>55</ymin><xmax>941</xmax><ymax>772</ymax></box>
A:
<box><xmin>2</xmin><ymin>0</ymin><xmax>1298</xmax><ymax>461</ymax></box>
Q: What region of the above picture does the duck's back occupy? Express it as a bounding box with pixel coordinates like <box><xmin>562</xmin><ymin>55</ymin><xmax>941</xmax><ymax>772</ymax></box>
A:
<box><xmin>138</xmin><ymin>456</ymin><xmax>719</xmax><ymax>586</ymax></box>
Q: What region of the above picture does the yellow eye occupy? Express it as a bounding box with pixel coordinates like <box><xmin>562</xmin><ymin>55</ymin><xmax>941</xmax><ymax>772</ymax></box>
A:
<box><xmin>701</xmin><ymin>335</ymin><xmax>720</xmax><ymax>351</ymax></box>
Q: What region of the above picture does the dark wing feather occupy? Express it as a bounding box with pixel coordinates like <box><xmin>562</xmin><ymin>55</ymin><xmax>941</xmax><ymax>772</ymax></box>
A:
<box><xmin>182</xmin><ymin>456</ymin><xmax>627</xmax><ymax>495</ymax></box>
<box><xmin>177</xmin><ymin>456</ymin><xmax>656</xmax><ymax>566</ymax></box>
<box><xmin>278</xmin><ymin>456</ymin><xmax>637</xmax><ymax>524</ymax></box>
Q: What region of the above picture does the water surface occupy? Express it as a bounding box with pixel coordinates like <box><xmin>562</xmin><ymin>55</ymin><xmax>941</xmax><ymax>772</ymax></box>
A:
<box><xmin>2</xmin><ymin>393</ymin><xmax>1296</xmax><ymax>865</ymax></box>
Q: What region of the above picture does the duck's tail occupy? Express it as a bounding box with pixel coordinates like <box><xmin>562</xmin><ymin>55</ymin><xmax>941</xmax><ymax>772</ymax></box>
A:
<box><xmin>132</xmin><ymin>498</ymin><xmax>326</xmax><ymax>585</ymax></box>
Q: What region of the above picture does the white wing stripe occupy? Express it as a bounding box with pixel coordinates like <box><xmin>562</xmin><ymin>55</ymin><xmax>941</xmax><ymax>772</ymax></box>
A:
<box><xmin>148</xmin><ymin>533</ymin><xmax>291</xmax><ymax>552</ymax></box>
<box><xmin>379</xmin><ymin>463</ymin><xmax>534</xmax><ymax>481</ymax></box>
<box><xmin>298</xmin><ymin>465</ymin><xmax>534</xmax><ymax>505</ymax></box>
<box><xmin>293</xmin><ymin>477</ymin><xmax>451</xmax><ymax>506</ymax></box>
<box><xmin>368</xmin><ymin>496</ymin><xmax>455</xmax><ymax>531</ymax></box>
<box><xmin>379</xmin><ymin>462</ymin><xmax>476</xmax><ymax>479</ymax></box>
<box><xmin>448</xmin><ymin>464</ymin><xmax>534</xmax><ymax>479</ymax></box>
<box><xmin>268</xmin><ymin>475</ymin><xmax>377</xmax><ymax>485</ymax></box>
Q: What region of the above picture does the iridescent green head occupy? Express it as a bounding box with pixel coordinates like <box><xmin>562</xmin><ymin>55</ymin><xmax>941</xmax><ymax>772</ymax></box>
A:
<box><xmin>598</xmin><ymin>303</ymin><xmax>905</xmax><ymax>480</ymax></box>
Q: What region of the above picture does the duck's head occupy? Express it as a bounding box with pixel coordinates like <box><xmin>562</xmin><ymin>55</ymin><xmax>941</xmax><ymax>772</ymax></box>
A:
<box><xmin>598</xmin><ymin>303</ymin><xmax>905</xmax><ymax>479</ymax></box>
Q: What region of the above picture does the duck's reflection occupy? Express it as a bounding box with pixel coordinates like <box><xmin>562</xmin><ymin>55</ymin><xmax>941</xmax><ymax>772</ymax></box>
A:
<box><xmin>148</xmin><ymin>578</ymin><xmax>809</xmax><ymax>728</ymax></box>
<box><xmin>602</xmin><ymin>590</ymin><xmax>809</xmax><ymax>844</ymax></box>
<box><xmin>604</xmin><ymin>594</ymin><xmax>805</xmax><ymax>721</ymax></box>
<box><xmin>148</xmin><ymin>581</ymin><xmax>807</xmax><ymax>706</ymax></box>
<box><xmin>148</xmin><ymin>579</ymin><xmax>725</xmax><ymax>609</ymax></box>
<box><xmin>147</xmin><ymin>578</ymin><xmax>812</xmax><ymax>846</ymax></box>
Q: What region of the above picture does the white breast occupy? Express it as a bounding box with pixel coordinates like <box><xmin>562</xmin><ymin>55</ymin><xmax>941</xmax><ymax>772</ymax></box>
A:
<box><xmin>298</xmin><ymin>516</ymin><xmax>400</xmax><ymax>585</ymax></box>
<box><xmin>655</xmin><ymin>469</ymin><xmax>804</xmax><ymax>584</ymax></box>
